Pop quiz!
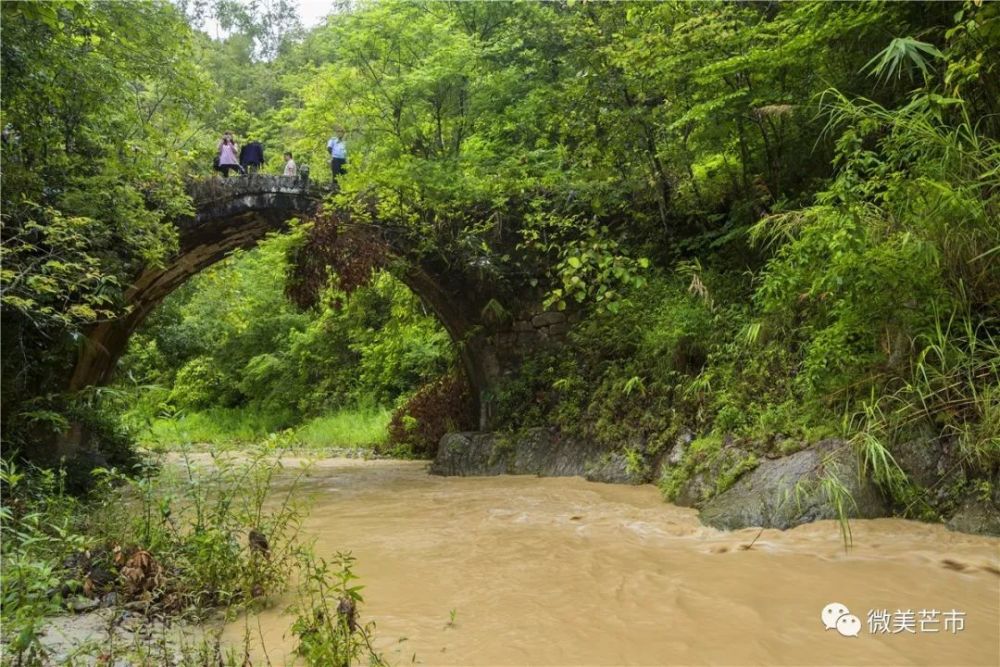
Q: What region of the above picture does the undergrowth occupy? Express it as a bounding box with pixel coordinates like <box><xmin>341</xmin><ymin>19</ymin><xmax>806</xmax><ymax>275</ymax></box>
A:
<box><xmin>0</xmin><ymin>450</ymin><xmax>385</xmax><ymax>666</ymax></box>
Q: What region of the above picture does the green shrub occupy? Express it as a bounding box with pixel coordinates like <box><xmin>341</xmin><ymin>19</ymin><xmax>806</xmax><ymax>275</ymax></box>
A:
<box><xmin>169</xmin><ymin>357</ymin><xmax>230</xmax><ymax>410</ymax></box>
<box><xmin>291</xmin><ymin>551</ymin><xmax>386</xmax><ymax>666</ymax></box>
<box><xmin>0</xmin><ymin>459</ymin><xmax>90</xmax><ymax>663</ymax></box>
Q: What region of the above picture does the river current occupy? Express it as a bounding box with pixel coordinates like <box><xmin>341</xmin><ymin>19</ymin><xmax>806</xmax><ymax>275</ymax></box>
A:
<box><xmin>222</xmin><ymin>457</ymin><xmax>1000</xmax><ymax>666</ymax></box>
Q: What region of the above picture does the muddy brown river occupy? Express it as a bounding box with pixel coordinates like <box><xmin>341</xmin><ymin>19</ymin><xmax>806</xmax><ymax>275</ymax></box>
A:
<box><xmin>222</xmin><ymin>458</ymin><xmax>999</xmax><ymax>666</ymax></box>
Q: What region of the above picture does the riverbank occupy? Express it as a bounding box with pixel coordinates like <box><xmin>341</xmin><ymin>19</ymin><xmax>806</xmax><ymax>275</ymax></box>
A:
<box><xmin>432</xmin><ymin>428</ymin><xmax>1000</xmax><ymax>537</ymax></box>
<box><xmin>0</xmin><ymin>450</ymin><xmax>337</xmax><ymax>666</ymax></box>
<box><xmin>32</xmin><ymin>608</ymin><xmax>212</xmax><ymax>665</ymax></box>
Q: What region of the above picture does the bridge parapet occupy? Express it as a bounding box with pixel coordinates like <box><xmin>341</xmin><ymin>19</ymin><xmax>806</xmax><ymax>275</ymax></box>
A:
<box><xmin>185</xmin><ymin>175</ymin><xmax>325</xmax><ymax>225</ymax></box>
<box><xmin>186</xmin><ymin>174</ymin><xmax>323</xmax><ymax>205</ymax></box>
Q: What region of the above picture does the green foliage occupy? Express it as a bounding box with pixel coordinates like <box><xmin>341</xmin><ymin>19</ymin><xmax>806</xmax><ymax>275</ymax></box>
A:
<box><xmin>140</xmin><ymin>407</ymin><xmax>297</xmax><ymax>448</ymax></box>
<box><xmin>864</xmin><ymin>37</ymin><xmax>944</xmax><ymax>84</ymax></box>
<box><xmin>715</xmin><ymin>452</ymin><xmax>760</xmax><ymax>497</ymax></box>
<box><xmin>1</xmin><ymin>208</ymin><xmax>125</xmax><ymax>331</ymax></box>
<box><xmin>171</xmin><ymin>357</ymin><xmax>230</xmax><ymax>410</ymax></box>
<box><xmin>657</xmin><ymin>434</ymin><xmax>760</xmax><ymax>504</ymax></box>
<box><xmin>0</xmin><ymin>459</ymin><xmax>90</xmax><ymax>663</ymax></box>
<box><xmin>0</xmin><ymin>0</ymin><xmax>214</xmax><ymax>459</ymax></box>
<box><xmin>291</xmin><ymin>551</ymin><xmax>386</xmax><ymax>667</ymax></box>
<box><xmin>2</xmin><ymin>0</ymin><xmax>998</xmax><ymax>541</ymax></box>
<box><xmin>292</xmin><ymin>408</ymin><xmax>392</xmax><ymax>450</ymax></box>
<box><xmin>793</xmin><ymin>468</ymin><xmax>858</xmax><ymax>549</ymax></box>
<box><xmin>748</xmin><ymin>69</ymin><xmax>999</xmax><ymax>494</ymax></box>
<box><xmin>493</xmin><ymin>344</ymin><xmax>593</xmax><ymax>435</ymax></box>
<box><xmin>0</xmin><ymin>449</ymin><xmax>308</xmax><ymax>660</ymax></box>
<box><xmin>544</xmin><ymin>226</ymin><xmax>650</xmax><ymax>314</ymax></box>
<box><xmin>89</xmin><ymin>451</ymin><xmax>307</xmax><ymax>612</ymax></box>
<box><xmin>118</xmin><ymin>236</ymin><xmax>453</xmax><ymax>443</ymax></box>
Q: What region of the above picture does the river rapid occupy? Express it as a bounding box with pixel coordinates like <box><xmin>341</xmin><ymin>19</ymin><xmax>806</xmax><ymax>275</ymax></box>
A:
<box><xmin>222</xmin><ymin>457</ymin><xmax>1000</xmax><ymax>666</ymax></box>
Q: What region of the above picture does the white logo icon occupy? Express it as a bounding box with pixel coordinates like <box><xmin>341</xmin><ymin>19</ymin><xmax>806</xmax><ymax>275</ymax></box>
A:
<box><xmin>822</xmin><ymin>602</ymin><xmax>861</xmax><ymax>637</ymax></box>
<box><xmin>822</xmin><ymin>602</ymin><xmax>850</xmax><ymax>630</ymax></box>
<box><xmin>836</xmin><ymin>614</ymin><xmax>862</xmax><ymax>637</ymax></box>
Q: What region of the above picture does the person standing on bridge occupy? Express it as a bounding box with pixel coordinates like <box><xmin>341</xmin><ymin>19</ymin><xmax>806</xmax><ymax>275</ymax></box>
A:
<box><xmin>327</xmin><ymin>127</ymin><xmax>347</xmax><ymax>185</ymax></box>
<box><xmin>217</xmin><ymin>132</ymin><xmax>245</xmax><ymax>178</ymax></box>
<box><xmin>240</xmin><ymin>137</ymin><xmax>265</xmax><ymax>174</ymax></box>
<box><xmin>283</xmin><ymin>151</ymin><xmax>297</xmax><ymax>178</ymax></box>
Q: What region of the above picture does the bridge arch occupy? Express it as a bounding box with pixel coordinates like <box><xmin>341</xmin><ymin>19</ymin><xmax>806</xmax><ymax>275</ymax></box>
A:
<box><xmin>69</xmin><ymin>175</ymin><xmax>552</xmax><ymax>431</ymax></box>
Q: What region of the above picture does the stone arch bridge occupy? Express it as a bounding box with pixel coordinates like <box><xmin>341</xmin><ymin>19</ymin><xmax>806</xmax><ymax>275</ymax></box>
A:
<box><xmin>71</xmin><ymin>175</ymin><xmax>568</xmax><ymax>429</ymax></box>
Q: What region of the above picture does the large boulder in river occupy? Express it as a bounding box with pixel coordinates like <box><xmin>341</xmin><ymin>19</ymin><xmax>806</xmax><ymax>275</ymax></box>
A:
<box><xmin>697</xmin><ymin>439</ymin><xmax>890</xmax><ymax>530</ymax></box>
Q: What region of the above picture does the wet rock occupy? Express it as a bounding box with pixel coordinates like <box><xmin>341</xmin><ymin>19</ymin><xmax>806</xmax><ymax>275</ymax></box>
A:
<box><xmin>432</xmin><ymin>428</ymin><xmax>611</xmax><ymax>478</ymax></box>
<box><xmin>513</xmin><ymin>319</ymin><xmax>534</xmax><ymax>332</ymax></box>
<box><xmin>667</xmin><ymin>436</ymin><xmax>755</xmax><ymax>508</ymax></box>
<box><xmin>432</xmin><ymin>432</ymin><xmax>512</xmax><ymax>476</ymax></box>
<box><xmin>892</xmin><ymin>436</ymin><xmax>945</xmax><ymax>488</ymax></box>
<box><xmin>547</xmin><ymin>322</ymin><xmax>570</xmax><ymax>336</ymax></box>
<box><xmin>69</xmin><ymin>597</ymin><xmax>100</xmax><ymax>613</ymax></box>
<box><xmin>667</xmin><ymin>431</ymin><xmax>692</xmax><ymax>466</ymax></box>
<box><xmin>947</xmin><ymin>497</ymin><xmax>1000</xmax><ymax>537</ymax></box>
<box><xmin>673</xmin><ymin>471</ymin><xmax>711</xmax><ymax>507</ymax></box>
<box><xmin>698</xmin><ymin>439</ymin><xmax>890</xmax><ymax>530</ymax></box>
<box><xmin>584</xmin><ymin>452</ymin><xmax>634</xmax><ymax>484</ymax></box>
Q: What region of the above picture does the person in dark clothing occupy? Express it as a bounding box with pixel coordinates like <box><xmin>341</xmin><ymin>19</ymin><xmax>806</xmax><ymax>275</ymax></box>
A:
<box><xmin>240</xmin><ymin>139</ymin><xmax>265</xmax><ymax>173</ymax></box>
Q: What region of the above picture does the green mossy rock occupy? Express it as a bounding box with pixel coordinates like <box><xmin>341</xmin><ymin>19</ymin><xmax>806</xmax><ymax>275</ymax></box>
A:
<box><xmin>698</xmin><ymin>439</ymin><xmax>891</xmax><ymax>530</ymax></box>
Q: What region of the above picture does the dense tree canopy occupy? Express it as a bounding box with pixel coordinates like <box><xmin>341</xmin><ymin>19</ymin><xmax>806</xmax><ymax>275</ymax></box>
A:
<box><xmin>1</xmin><ymin>1</ymin><xmax>997</xmax><ymax>503</ymax></box>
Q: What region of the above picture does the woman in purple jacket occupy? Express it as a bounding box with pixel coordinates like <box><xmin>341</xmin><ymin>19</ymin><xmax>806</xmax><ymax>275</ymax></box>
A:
<box><xmin>217</xmin><ymin>132</ymin><xmax>245</xmax><ymax>177</ymax></box>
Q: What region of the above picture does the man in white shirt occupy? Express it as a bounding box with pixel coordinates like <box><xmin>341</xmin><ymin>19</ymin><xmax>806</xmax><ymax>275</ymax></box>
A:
<box><xmin>283</xmin><ymin>151</ymin><xmax>297</xmax><ymax>177</ymax></box>
<box><xmin>326</xmin><ymin>127</ymin><xmax>347</xmax><ymax>185</ymax></box>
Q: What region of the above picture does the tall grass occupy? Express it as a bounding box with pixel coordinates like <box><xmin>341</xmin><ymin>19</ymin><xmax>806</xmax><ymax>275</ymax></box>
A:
<box><xmin>294</xmin><ymin>408</ymin><xmax>390</xmax><ymax>448</ymax></box>
<box><xmin>139</xmin><ymin>405</ymin><xmax>391</xmax><ymax>451</ymax></box>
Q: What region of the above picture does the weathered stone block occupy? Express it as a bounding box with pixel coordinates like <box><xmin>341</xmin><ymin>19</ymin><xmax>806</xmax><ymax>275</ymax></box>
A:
<box><xmin>584</xmin><ymin>452</ymin><xmax>641</xmax><ymax>484</ymax></box>
<box><xmin>494</xmin><ymin>332</ymin><xmax>518</xmax><ymax>348</ymax></box>
<box><xmin>517</xmin><ymin>331</ymin><xmax>541</xmax><ymax>346</ymax></box>
<box><xmin>531</xmin><ymin>311</ymin><xmax>566</xmax><ymax>327</ymax></box>
<box><xmin>547</xmin><ymin>322</ymin><xmax>570</xmax><ymax>336</ymax></box>
<box><xmin>513</xmin><ymin>320</ymin><xmax>534</xmax><ymax>332</ymax></box>
<box><xmin>668</xmin><ymin>431</ymin><xmax>693</xmax><ymax>466</ymax></box>
<box><xmin>947</xmin><ymin>497</ymin><xmax>1000</xmax><ymax>537</ymax></box>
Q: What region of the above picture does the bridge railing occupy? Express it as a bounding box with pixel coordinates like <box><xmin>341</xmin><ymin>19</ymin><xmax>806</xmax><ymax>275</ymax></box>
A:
<box><xmin>185</xmin><ymin>172</ymin><xmax>325</xmax><ymax>207</ymax></box>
